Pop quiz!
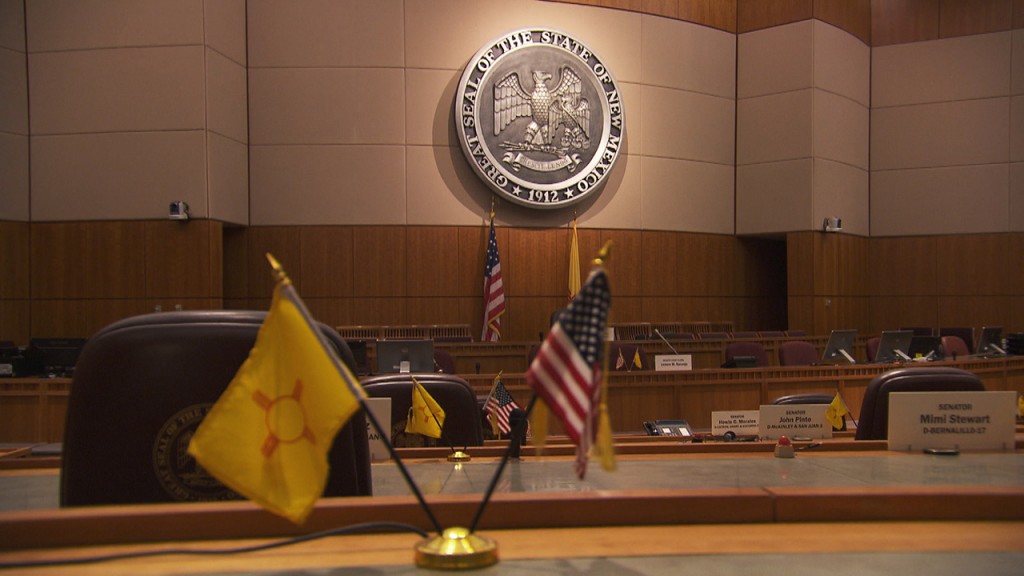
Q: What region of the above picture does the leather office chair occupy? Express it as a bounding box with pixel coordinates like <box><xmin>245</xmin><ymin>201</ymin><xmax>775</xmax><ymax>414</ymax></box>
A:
<box><xmin>939</xmin><ymin>327</ymin><xmax>975</xmax><ymax>354</ymax></box>
<box><xmin>724</xmin><ymin>341</ymin><xmax>769</xmax><ymax>367</ymax></box>
<box><xmin>866</xmin><ymin>336</ymin><xmax>881</xmax><ymax>362</ymax></box>
<box><xmin>433</xmin><ymin>349</ymin><xmax>456</xmax><ymax>374</ymax></box>
<box><xmin>61</xmin><ymin>311</ymin><xmax>371</xmax><ymax>507</ymax></box>
<box><xmin>361</xmin><ymin>373</ymin><xmax>484</xmax><ymax>447</ymax></box>
<box><xmin>772</xmin><ymin>393</ymin><xmax>846</xmax><ymax>430</ymax></box>
<box><xmin>940</xmin><ymin>335</ymin><xmax>970</xmax><ymax>359</ymax></box>
<box><xmin>777</xmin><ymin>341</ymin><xmax>819</xmax><ymax>366</ymax></box>
<box><xmin>854</xmin><ymin>367</ymin><xmax>984</xmax><ymax>440</ymax></box>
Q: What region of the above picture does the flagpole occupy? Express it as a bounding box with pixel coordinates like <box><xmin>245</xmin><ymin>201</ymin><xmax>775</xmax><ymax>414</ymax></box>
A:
<box><xmin>468</xmin><ymin>394</ymin><xmax>538</xmax><ymax>534</ymax></box>
<box><xmin>264</xmin><ymin>254</ymin><xmax>444</xmax><ymax>536</ymax></box>
<box><xmin>411</xmin><ymin>376</ymin><xmax>470</xmax><ymax>462</ymax></box>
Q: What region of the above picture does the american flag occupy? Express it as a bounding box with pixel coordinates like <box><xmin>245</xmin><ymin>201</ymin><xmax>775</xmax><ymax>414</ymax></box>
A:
<box><xmin>525</xmin><ymin>268</ymin><xmax>610</xmax><ymax>478</ymax></box>
<box><xmin>484</xmin><ymin>378</ymin><xmax>520</xmax><ymax>436</ymax></box>
<box><xmin>481</xmin><ymin>213</ymin><xmax>505</xmax><ymax>342</ymax></box>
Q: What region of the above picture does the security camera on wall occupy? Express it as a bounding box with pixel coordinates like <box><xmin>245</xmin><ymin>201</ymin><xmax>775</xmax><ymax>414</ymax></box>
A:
<box><xmin>822</xmin><ymin>216</ymin><xmax>842</xmax><ymax>232</ymax></box>
<box><xmin>168</xmin><ymin>201</ymin><xmax>190</xmax><ymax>221</ymax></box>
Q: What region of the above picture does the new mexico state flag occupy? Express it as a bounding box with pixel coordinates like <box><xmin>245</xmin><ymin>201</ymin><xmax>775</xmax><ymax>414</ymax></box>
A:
<box><xmin>405</xmin><ymin>379</ymin><xmax>445</xmax><ymax>439</ymax></box>
<box><xmin>188</xmin><ymin>282</ymin><xmax>363</xmax><ymax>524</ymax></box>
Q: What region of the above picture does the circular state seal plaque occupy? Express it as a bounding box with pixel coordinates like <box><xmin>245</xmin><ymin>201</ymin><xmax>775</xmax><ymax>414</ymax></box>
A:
<box><xmin>455</xmin><ymin>29</ymin><xmax>625</xmax><ymax>209</ymax></box>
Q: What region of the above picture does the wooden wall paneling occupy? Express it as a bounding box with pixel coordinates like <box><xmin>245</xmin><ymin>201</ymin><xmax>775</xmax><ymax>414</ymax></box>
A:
<box><xmin>507</xmin><ymin>228</ymin><xmax>563</xmax><ymax>297</ymax></box>
<box><xmin>348</xmin><ymin>296</ymin><xmax>407</xmax><ymax>327</ymax></box>
<box><xmin>640</xmin><ymin>231</ymin><xmax>678</xmax><ymax>296</ymax></box>
<box><xmin>30</xmin><ymin>298</ymin><xmax>151</xmax><ymax>339</ymax></box>
<box><xmin>303</xmin><ymin>297</ymin><xmax>353</xmax><ymax>329</ymax></box>
<box><xmin>221</xmin><ymin>226</ymin><xmax>248</xmax><ymax>300</ymax></box>
<box><xmin>298</xmin><ymin>226</ymin><xmax>354</xmax><ymax>298</ymax></box>
<box><xmin>0</xmin><ymin>301</ymin><xmax>30</xmax><ymax>345</ymax></box>
<box><xmin>0</xmin><ymin>221</ymin><xmax>30</xmax><ymax>299</ymax></box>
<box><xmin>144</xmin><ymin>220</ymin><xmax>221</xmax><ymax>299</ymax></box>
<box><xmin>599</xmin><ymin>229</ymin><xmax>643</xmax><ymax>296</ymax></box>
<box><xmin>678</xmin><ymin>0</ymin><xmax>739</xmax><ymax>32</ymax></box>
<box><xmin>513</xmin><ymin>295</ymin><xmax>566</xmax><ymax>342</ymax></box>
<box><xmin>867</xmin><ymin>236</ymin><xmax>938</xmax><ymax>296</ymax></box>
<box><xmin>934</xmin><ymin>234</ymin><xmax>1011</xmax><ymax>296</ymax></box>
<box><xmin>640</xmin><ymin>296</ymin><xmax>680</xmax><ymax>323</ymax></box>
<box><xmin>737</xmin><ymin>0</ymin><xmax>813</xmax><ymax>33</ymax></box>
<box><xmin>870</xmin><ymin>0</ymin><xmax>940</xmax><ymax>46</ymax></box>
<box><xmin>608</xmin><ymin>294</ymin><xmax>643</xmax><ymax>325</ymax></box>
<box><xmin>457</xmin><ymin>225</ymin><xmax>489</xmax><ymax>297</ymax></box>
<box><xmin>867</xmin><ymin>295</ymin><xmax>939</xmax><ymax>333</ymax></box>
<box><xmin>786</xmin><ymin>232</ymin><xmax>815</xmax><ymax>296</ymax></box>
<box><xmin>643</xmin><ymin>0</ymin><xmax>678</xmax><ymax>19</ymax></box>
<box><xmin>352</xmin><ymin>226</ymin><xmax>406</xmax><ymax>298</ymax></box>
<box><xmin>787</xmin><ymin>295</ymin><xmax>815</xmax><ymax>333</ymax></box>
<box><xmin>609</xmin><ymin>383</ymin><xmax>677</xmax><ymax>430</ymax></box>
<box><xmin>735</xmin><ymin>236</ymin><xmax>788</xmax><ymax>299</ymax></box>
<box><xmin>403</xmin><ymin>297</ymin><xmax>467</xmax><ymax>326</ymax></box>
<box><xmin>575</xmin><ymin>225</ymin><xmax>605</xmax><ymax>286</ymax></box>
<box><xmin>938</xmin><ymin>0</ymin><xmax>1013</xmax><ymax>38</ymax></box>
<box><xmin>703</xmin><ymin>234</ymin><xmax>738</xmax><ymax>296</ymax></box>
<box><xmin>814</xmin><ymin>0</ymin><xmax>872</xmax><ymax>44</ymax></box>
<box><xmin>31</xmin><ymin>222</ymin><xmax>147</xmax><ymax>299</ymax></box>
<box><xmin>405</xmin><ymin>226</ymin><xmax>460</xmax><ymax>297</ymax></box>
<box><xmin>935</xmin><ymin>295</ymin><xmax>1016</xmax><ymax>331</ymax></box>
<box><xmin>1016</xmin><ymin>0</ymin><xmax>1024</xmax><ymax>27</ymax></box>
<box><xmin>245</xmin><ymin>227</ymin><xmax>301</xmax><ymax>298</ymax></box>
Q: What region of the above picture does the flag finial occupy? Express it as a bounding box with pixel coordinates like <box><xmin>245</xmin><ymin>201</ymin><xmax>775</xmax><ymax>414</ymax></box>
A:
<box><xmin>265</xmin><ymin>253</ymin><xmax>291</xmax><ymax>286</ymax></box>
<box><xmin>594</xmin><ymin>240</ymin><xmax>613</xmax><ymax>266</ymax></box>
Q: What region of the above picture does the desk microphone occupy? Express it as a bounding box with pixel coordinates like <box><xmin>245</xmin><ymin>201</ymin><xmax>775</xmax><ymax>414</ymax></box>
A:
<box><xmin>654</xmin><ymin>329</ymin><xmax>678</xmax><ymax>354</ymax></box>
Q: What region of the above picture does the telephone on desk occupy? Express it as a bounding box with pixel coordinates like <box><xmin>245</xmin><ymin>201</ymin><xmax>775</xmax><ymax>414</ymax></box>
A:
<box><xmin>643</xmin><ymin>419</ymin><xmax>693</xmax><ymax>438</ymax></box>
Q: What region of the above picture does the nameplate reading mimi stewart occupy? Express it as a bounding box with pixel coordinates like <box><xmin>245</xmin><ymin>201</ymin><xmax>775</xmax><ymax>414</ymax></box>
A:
<box><xmin>455</xmin><ymin>29</ymin><xmax>625</xmax><ymax>209</ymax></box>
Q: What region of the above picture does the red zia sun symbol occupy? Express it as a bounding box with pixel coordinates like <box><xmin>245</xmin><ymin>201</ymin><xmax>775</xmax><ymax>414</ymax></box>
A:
<box><xmin>253</xmin><ymin>379</ymin><xmax>315</xmax><ymax>458</ymax></box>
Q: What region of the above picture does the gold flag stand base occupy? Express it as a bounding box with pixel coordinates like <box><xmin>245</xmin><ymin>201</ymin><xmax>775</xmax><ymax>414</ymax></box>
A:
<box><xmin>414</xmin><ymin>526</ymin><xmax>498</xmax><ymax>570</ymax></box>
<box><xmin>447</xmin><ymin>450</ymin><xmax>471</xmax><ymax>462</ymax></box>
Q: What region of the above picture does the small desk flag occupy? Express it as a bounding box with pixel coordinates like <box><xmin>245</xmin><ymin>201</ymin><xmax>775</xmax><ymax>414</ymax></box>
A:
<box><xmin>825</xmin><ymin>392</ymin><xmax>850</xmax><ymax>430</ymax></box>
<box><xmin>188</xmin><ymin>270</ymin><xmax>363</xmax><ymax>524</ymax></box>
<box><xmin>406</xmin><ymin>378</ymin><xmax>445</xmax><ymax>439</ymax></box>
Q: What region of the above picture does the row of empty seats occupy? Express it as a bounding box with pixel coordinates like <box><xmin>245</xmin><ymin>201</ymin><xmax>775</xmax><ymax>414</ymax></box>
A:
<box><xmin>335</xmin><ymin>324</ymin><xmax>473</xmax><ymax>342</ymax></box>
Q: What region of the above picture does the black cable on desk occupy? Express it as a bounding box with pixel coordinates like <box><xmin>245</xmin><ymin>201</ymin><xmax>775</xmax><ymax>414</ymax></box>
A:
<box><xmin>0</xmin><ymin>521</ymin><xmax>428</xmax><ymax>569</ymax></box>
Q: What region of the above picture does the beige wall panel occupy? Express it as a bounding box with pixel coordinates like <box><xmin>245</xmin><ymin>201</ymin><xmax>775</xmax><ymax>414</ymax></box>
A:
<box><xmin>642</xmin><ymin>86</ymin><xmax>734</xmax><ymax>163</ymax></box>
<box><xmin>736</xmin><ymin>159</ymin><xmax>812</xmax><ymax>235</ymax></box>
<box><xmin>248</xmin><ymin>145</ymin><xmax>406</xmax><ymax>225</ymax></box>
<box><xmin>405</xmin><ymin>145</ymin><xmax>492</xmax><ymax>227</ymax></box>
<box><xmin>406</xmin><ymin>68</ymin><xmax>459</xmax><ymax>147</ymax></box>
<box><xmin>248</xmin><ymin>68</ymin><xmax>404</xmax><ymax>145</ymax></box>
<box><xmin>576</xmin><ymin>152</ymin><xmax>642</xmax><ymax>231</ymax></box>
<box><xmin>25</xmin><ymin>0</ymin><xmax>203</xmax><ymax>52</ymax></box>
<box><xmin>0</xmin><ymin>48</ymin><xmax>27</xmax><ymax>134</ymax></box>
<box><xmin>641</xmin><ymin>156</ymin><xmax>734</xmax><ymax>234</ymax></box>
<box><xmin>618</xmin><ymin>81</ymin><xmax>641</xmax><ymax>157</ymax></box>
<box><xmin>641</xmin><ymin>14</ymin><xmax>736</xmax><ymax>98</ymax></box>
<box><xmin>0</xmin><ymin>133</ymin><xmax>28</xmax><ymax>221</ymax></box>
<box><xmin>31</xmin><ymin>131</ymin><xmax>207</xmax><ymax>221</ymax></box>
<box><xmin>207</xmin><ymin>132</ymin><xmax>248</xmax><ymax>226</ymax></box>
<box><xmin>872</xmin><ymin>32</ymin><xmax>1013</xmax><ymax>107</ymax></box>
<box><xmin>813</xmin><ymin>159</ymin><xmax>868</xmax><ymax>236</ymax></box>
<box><xmin>1012</xmin><ymin>95</ymin><xmax>1024</xmax><ymax>162</ymax></box>
<box><xmin>871</xmin><ymin>98</ymin><xmax>1010</xmax><ymax>170</ymax></box>
<box><xmin>1011</xmin><ymin>162</ymin><xmax>1024</xmax><ymax>230</ymax></box>
<box><xmin>204</xmin><ymin>0</ymin><xmax>247</xmax><ymax>65</ymax></box>
<box><xmin>206</xmin><ymin>49</ymin><xmax>247</xmax><ymax>143</ymax></box>
<box><xmin>738</xmin><ymin>20</ymin><xmax>812</xmax><ymax>99</ymax></box>
<box><xmin>813</xmin><ymin>20</ymin><xmax>870</xmax><ymax>107</ymax></box>
<box><xmin>246</xmin><ymin>0</ymin><xmax>403</xmax><ymax>68</ymax></box>
<box><xmin>29</xmin><ymin>46</ymin><xmax>205</xmax><ymax>135</ymax></box>
<box><xmin>1013</xmin><ymin>30</ymin><xmax>1024</xmax><ymax>94</ymax></box>
<box><xmin>871</xmin><ymin>165</ymin><xmax>1010</xmax><ymax>236</ymax></box>
<box><xmin>0</xmin><ymin>0</ymin><xmax>25</xmax><ymax>50</ymax></box>
<box><xmin>813</xmin><ymin>89</ymin><xmax>868</xmax><ymax>168</ymax></box>
<box><xmin>405</xmin><ymin>0</ymin><xmax>643</xmax><ymax>83</ymax></box>
<box><xmin>737</xmin><ymin>89</ymin><xmax>813</xmax><ymax>165</ymax></box>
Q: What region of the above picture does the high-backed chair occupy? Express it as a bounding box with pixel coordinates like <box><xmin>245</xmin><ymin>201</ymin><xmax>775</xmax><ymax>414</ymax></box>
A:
<box><xmin>777</xmin><ymin>341</ymin><xmax>819</xmax><ymax>366</ymax></box>
<box><xmin>940</xmin><ymin>335</ymin><xmax>970</xmax><ymax>359</ymax></box>
<box><xmin>433</xmin><ymin>349</ymin><xmax>456</xmax><ymax>374</ymax></box>
<box><xmin>772</xmin><ymin>393</ymin><xmax>845</xmax><ymax>430</ymax></box>
<box><xmin>854</xmin><ymin>367</ymin><xmax>985</xmax><ymax>440</ymax></box>
<box><xmin>361</xmin><ymin>373</ymin><xmax>483</xmax><ymax>447</ymax></box>
<box><xmin>939</xmin><ymin>327</ymin><xmax>975</xmax><ymax>354</ymax></box>
<box><xmin>62</xmin><ymin>311</ymin><xmax>371</xmax><ymax>507</ymax></box>
<box><xmin>724</xmin><ymin>341</ymin><xmax>769</xmax><ymax>367</ymax></box>
<box><xmin>866</xmin><ymin>336</ymin><xmax>881</xmax><ymax>362</ymax></box>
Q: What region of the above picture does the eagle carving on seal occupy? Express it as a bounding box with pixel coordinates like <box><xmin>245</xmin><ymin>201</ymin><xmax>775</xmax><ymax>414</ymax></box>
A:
<box><xmin>493</xmin><ymin>67</ymin><xmax>591</xmax><ymax>154</ymax></box>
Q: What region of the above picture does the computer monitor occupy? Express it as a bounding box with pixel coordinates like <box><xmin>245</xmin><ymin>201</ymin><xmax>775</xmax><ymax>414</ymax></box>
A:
<box><xmin>821</xmin><ymin>329</ymin><xmax>857</xmax><ymax>364</ymax></box>
<box><xmin>874</xmin><ymin>330</ymin><xmax>914</xmax><ymax>363</ymax></box>
<box><xmin>345</xmin><ymin>339</ymin><xmax>370</xmax><ymax>375</ymax></box>
<box><xmin>908</xmin><ymin>335</ymin><xmax>943</xmax><ymax>360</ymax></box>
<box><xmin>23</xmin><ymin>337</ymin><xmax>88</xmax><ymax>376</ymax></box>
<box><xmin>375</xmin><ymin>339</ymin><xmax>435</xmax><ymax>374</ymax></box>
<box><xmin>975</xmin><ymin>326</ymin><xmax>1005</xmax><ymax>356</ymax></box>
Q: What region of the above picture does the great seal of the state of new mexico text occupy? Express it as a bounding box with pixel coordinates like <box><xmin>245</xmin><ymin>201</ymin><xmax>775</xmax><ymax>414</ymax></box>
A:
<box><xmin>455</xmin><ymin>28</ymin><xmax>625</xmax><ymax>209</ymax></box>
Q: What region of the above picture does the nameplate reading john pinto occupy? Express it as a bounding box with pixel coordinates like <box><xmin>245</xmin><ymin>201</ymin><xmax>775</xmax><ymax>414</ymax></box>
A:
<box><xmin>455</xmin><ymin>29</ymin><xmax>625</xmax><ymax>209</ymax></box>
